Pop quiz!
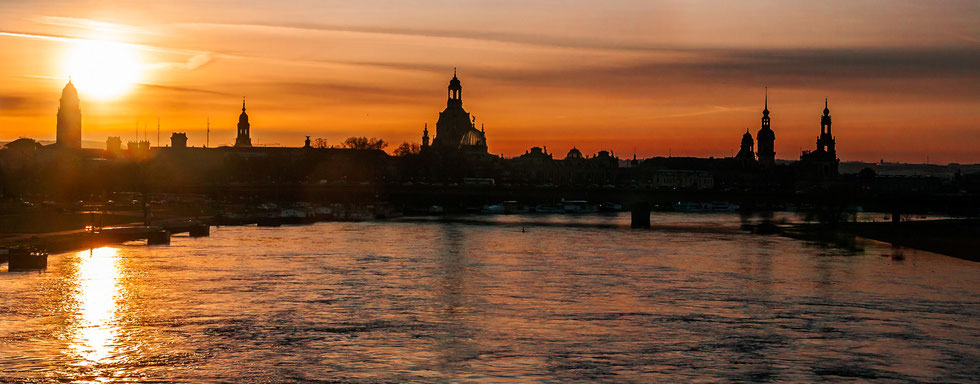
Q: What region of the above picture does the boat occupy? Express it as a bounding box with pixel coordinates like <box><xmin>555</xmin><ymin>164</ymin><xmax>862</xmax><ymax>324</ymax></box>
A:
<box><xmin>503</xmin><ymin>201</ymin><xmax>530</xmax><ymax>214</ymax></box>
<box><xmin>599</xmin><ymin>202</ymin><xmax>623</xmax><ymax>212</ymax></box>
<box><xmin>4</xmin><ymin>247</ymin><xmax>48</xmax><ymax>271</ymax></box>
<box><xmin>534</xmin><ymin>203</ymin><xmax>564</xmax><ymax>214</ymax></box>
<box><xmin>255</xmin><ymin>211</ymin><xmax>283</xmax><ymax>227</ymax></box>
<box><xmin>562</xmin><ymin>200</ymin><xmax>598</xmax><ymax>213</ymax></box>
<box><xmin>281</xmin><ymin>207</ymin><xmax>316</xmax><ymax>224</ymax></box>
<box><xmin>481</xmin><ymin>204</ymin><xmax>505</xmax><ymax>214</ymax></box>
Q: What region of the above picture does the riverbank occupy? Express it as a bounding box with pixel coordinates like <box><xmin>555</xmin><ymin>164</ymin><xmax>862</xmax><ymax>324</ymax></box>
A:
<box><xmin>786</xmin><ymin>219</ymin><xmax>979</xmax><ymax>262</ymax></box>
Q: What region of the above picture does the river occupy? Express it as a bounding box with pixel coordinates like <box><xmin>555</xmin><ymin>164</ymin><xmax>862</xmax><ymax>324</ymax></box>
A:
<box><xmin>1</xmin><ymin>213</ymin><xmax>978</xmax><ymax>382</ymax></box>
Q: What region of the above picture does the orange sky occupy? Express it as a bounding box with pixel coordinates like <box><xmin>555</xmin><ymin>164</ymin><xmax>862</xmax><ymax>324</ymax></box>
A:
<box><xmin>0</xmin><ymin>1</ymin><xmax>977</xmax><ymax>163</ymax></box>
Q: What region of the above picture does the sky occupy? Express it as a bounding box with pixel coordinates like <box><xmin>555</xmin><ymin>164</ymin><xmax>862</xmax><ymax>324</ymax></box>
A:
<box><xmin>0</xmin><ymin>0</ymin><xmax>977</xmax><ymax>163</ymax></box>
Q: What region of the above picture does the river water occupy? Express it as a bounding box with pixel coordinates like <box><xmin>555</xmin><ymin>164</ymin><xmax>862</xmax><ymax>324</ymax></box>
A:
<box><xmin>1</xmin><ymin>213</ymin><xmax>978</xmax><ymax>383</ymax></box>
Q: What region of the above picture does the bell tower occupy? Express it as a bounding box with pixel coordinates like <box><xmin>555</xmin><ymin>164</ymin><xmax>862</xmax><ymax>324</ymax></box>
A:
<box><xmin>235</xmin><ymin>97</ymin><xmax>252</xmax><ymax>147</ymax></box>
<box><xmin>447</xmin><ymin>68</ymin><xmax>462</xmax><ymax>109</ymax></box>
<box><xmin>756</xmin><ymin>88</ymin><xmax>776</xmax><ymax>167</ymax></box>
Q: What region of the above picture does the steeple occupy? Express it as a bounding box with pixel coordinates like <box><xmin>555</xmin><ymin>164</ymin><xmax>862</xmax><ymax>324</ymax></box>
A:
<box><xmin>763</xmin><ymin>87</ymin><xmax>769</xmax><ymax>116</ymax></box>
<box><xmin>235</xmin><ymin>97</ymin><xmax>252</xmax><ymax>147</ymax></box>
<box><xmin>823</xmin><ymin>98</ymin><xmax>830</xmax><ymax>116</ymax></box>
<box><xmin>421</xmin><ymin>123</ymin><xmax>430</xmax><ymax>148</ymax></box>
<box><xmin>756</xmin><ymin>87</ymin><xmax>775</xmax><ymax>167</ymax></box>
<box><xmin>447</xmin><ymin>69</ymin><xmax>462</xmax><ymax>108</ymax></box>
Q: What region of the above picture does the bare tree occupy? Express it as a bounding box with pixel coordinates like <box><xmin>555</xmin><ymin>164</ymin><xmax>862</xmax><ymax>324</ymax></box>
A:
<box><xmin>312</xmin><ymin>138</ymin><xmax>329</xmax><ymax>148</ymax></box>
<box><xmin>393</xmin><ymin>142</ymin><xmax>421</xmax><ymax>156</ymax></box>
<box><xmin>342</xmin><ymin>136</ymin><xmax>388</xmax><ymax>150</ymax></box>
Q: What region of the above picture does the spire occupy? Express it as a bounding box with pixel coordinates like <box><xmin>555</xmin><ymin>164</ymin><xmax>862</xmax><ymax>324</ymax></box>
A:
<box><xmin>762</xmin><ymin>87</ymin><xmax>769</xmax><ymax>116</ymax></box>
<box><xmin>823</xmin><ymin>97</ymin><xmax>830</xmax><ymax>115</ymax></box>
<box><xmin>423</xmin><ymin>123</ymin><xmax>428</xmax><ymax>134</ymax></box>
<box><xmin>453</xmin><ymin>67</ymin><xmax>457</xmax><ymax>78</ymax></box>
<box><xmin>242</xmin><ymin>97</ymin><xmax>246</xmax><ymax>112</ymax></box>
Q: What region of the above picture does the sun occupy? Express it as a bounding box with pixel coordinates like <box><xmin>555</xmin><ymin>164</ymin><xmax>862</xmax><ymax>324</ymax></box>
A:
<box><xmin>63</xmin><ymin>39</ymin><xmax>142</xmax><ymax>100</ymax></box>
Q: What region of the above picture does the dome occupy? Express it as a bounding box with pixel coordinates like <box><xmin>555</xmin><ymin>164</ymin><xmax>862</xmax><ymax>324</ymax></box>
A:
<box><xmin>459</xmin><ymin>129</ymin><xmax>484</xmax><ymax>147</ymax></box>
<box><xmin>239</xmin><ymin>99</ymin><xmax>248</xmax><ymax>123</ymax></box>
<box><xmin>566</xmin><ymin>147</ymin><xmax>583</xmax><ymax>160</ymax></box>
<box><xmin>741</xmin><ymin>131</ymin><xmax>754</xmax><ymax>145</ymax></box>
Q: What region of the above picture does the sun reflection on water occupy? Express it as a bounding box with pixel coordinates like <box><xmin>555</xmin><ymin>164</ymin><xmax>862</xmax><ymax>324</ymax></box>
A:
<box><xmin>70</xmin><ymin>247</ymin><xmax>121</xmax><ymax>366</ymax></box>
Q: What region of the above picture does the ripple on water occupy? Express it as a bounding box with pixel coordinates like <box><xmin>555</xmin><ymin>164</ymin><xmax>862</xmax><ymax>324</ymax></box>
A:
<box><xmin>0</xmin><ymin>214</ymin><xmax>978</xmax><ymax>382</ymax></box>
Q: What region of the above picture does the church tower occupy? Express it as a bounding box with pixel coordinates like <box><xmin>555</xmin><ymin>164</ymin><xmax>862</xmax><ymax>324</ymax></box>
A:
<box><xmin>817</xmin><ymin>98</ymin><xmax>836</xmax><ymax>158</ymax></box>
<box><xmin>56</xmin><ymin>78</ymin><xmax>82</xmax><ymax>149</ymax></box>
<box><xmin>447</xmin><ymin>68</ymin><xmax>462</xmax><ymax>109</ymax></box>
<box><xmin>235</xmin><ymin>98</ymin><xmax>252</xmax><ymax>147</ymax></box>
<box><xmin>421</xmin><ymin>123</ymin><xmax>430</xmax><ymax>148</ymax></box>
<box><xmin>756</xmin><ymin>88</ymin><xmax>775</xmax><ymax>167</ymax></box>
<box><xmin>735</xmin><ymin>129</ymin><xmax>755</xmax><ymax>165</ymax></box>
<box><xmin>431</xmin><ymin>69</ymin><xmax>487</xmax><ymax>154</ymax></box>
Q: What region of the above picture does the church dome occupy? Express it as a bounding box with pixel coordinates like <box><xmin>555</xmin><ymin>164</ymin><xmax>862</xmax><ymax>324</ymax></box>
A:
<box><xmin>566</xmin><ymin>147</ymin><xmax>583</xmax><ymax>160</ymax></box>
<box><xmin>741</xmin><ymin>130</ymin><xmax>753</xmax><ymax>144</ymax></box>
<box><xmin>459</xmin><ymin>129</ymin><xmax>484</xmax><ymax>147</ymax></box>
<box><xmin>239</xmin><ymin>99</ymin><xmax>249</xmax><ymax>123</ymax></box>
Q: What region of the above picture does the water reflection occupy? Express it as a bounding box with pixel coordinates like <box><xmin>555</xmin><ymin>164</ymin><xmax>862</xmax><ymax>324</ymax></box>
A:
<box><xmin>69</xmin><ymin>247</ymin><xmax>121</xmax><ymax>367</ymax></box>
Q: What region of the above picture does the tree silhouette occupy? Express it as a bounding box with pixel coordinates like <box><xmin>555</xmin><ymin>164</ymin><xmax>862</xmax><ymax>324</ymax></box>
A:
<box><xmin>343</xmin><ymin>136</ymin><xmax>387</xmax><ymax>150</ymax></box>
<box><xmin>393</xmin><ymin>142</ymin><xmax>421</xmax><ymax>157</ymax></box>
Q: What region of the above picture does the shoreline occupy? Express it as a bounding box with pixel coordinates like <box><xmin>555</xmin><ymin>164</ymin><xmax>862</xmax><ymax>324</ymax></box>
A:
<box><xmin>2</xmin><ymin>213</ymin><xmax>977</xmax><ymax>263</ymax></box>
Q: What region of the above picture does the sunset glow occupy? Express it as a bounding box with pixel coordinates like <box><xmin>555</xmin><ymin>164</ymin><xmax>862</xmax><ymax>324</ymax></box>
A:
<box><xmin>0</xmin><ymin>1</ymin><xmax>976</xmax><ymax>162</ymax></box>
<box><xmin>62</xmin><ymin>39</ymin><xmax>142</xmax><ymax>100</ymax></box>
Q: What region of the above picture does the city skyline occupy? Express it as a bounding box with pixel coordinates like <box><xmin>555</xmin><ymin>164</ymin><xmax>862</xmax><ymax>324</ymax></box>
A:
<box><xmin>0</xmin><ymin>1</ymin><xmax>978</xmax><ymax>163</ymax></box>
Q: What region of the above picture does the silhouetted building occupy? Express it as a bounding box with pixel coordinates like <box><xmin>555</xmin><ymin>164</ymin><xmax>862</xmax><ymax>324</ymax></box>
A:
<box><xmin>4</xmin><ymin>138</ymin><xmax>42</xmax><ymax>152</ymax></box>
<box><xmin>565</xmin><ymin>147</ymin><xmax>583</xmax><ymax>160</ymax></box>
<box><xmin>800</xmin><ymin>99</ymin><xmax>839</xmax><ymax>177</ymax></box>
<box><xmin>421</xmin><ymin>124</ymin><xmax>430</xmax><ymax>148</ymax></box>
<box><xmin>106</xmin><ymin>136</ymin><xmax>122</xmax><ymax>154</ymax></box>
<box><xmin>126</xmin><ymin>140</ymin><xmax>151</xmax><ymax>159</ymax></box>
<box><xmin>430</xmin><ymin>70</ymin><xmax>488</xmax><ymax>154</ymax></box>
<box><xmin>56</xmin><ymin>79</ymin><xmax>82</xmax><ymax>149</ymax></box>
<box><xmin>735</xmin><ymin>129</ymin><xmax>755</xmax><ymax>165</ymax></box>
<box><xmin>756</xmin><ymin>89</ymin><xmax>775</xmax><ymax>167</ymax></box>
<box><xmin>303</xmin><ymin>136</ymin><xmax>312</xmax><ymax>148</ymax></box>
<box><xmin>235</xmin><ymin>98</ymin><xmax>252</xmax><ymax>147</ymax></box>
<box><xmin>519</xmin><ymin>146</ymin><xmax>553</xmax><ymax>161</ymax></box>
<box><xmin>171</xmin><ymin>132</ymin><xmax>188</xmax><ymax>149</ymax></box>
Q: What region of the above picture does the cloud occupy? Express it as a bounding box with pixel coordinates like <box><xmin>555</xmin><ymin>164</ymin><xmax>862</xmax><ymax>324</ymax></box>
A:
<box><xmin>32</xmin><ymin>16</ymin><xmax>153</xmax><ymax>36</ymax></box>
<box><xmin>145</xmin><ymin>52</ymin><xmax>213</xmax><ymax>71</ymax></box>
<box><xmin>178</xmin><ymin>21</ymin><xmax>674</xmax><ymax>53</ymax></box>
<box><xmin>0</xmin><ymin>95</ymin><xmax>39</xmax><ymax>110</ymax></box>
<box><xmin>473</xmin><ymin>47</ymin><xmax>980</xmax><ymax>97</ymax></box>
<box><xmin>138</xmin><ymin>83</ymin><xmax>232</xmax><ymax>96</ymax></box>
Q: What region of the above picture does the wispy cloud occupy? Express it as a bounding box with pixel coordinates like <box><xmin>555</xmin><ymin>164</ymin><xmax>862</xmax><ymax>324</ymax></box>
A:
<box><xmin>177</xmin><ymin>21</ymin><xmax>680</xmax><ymax>53</ymax></box>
